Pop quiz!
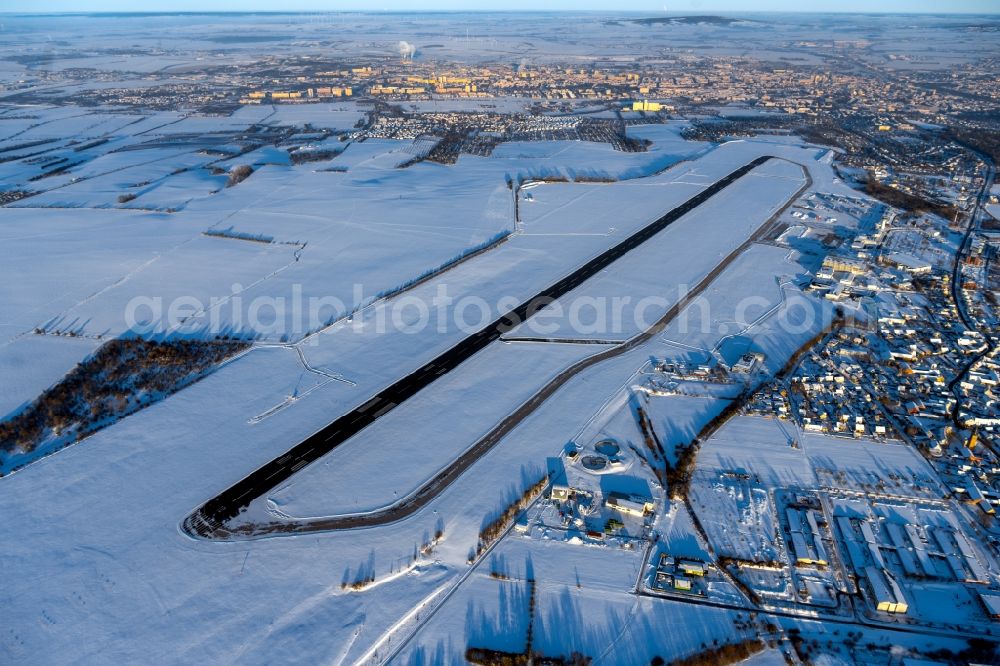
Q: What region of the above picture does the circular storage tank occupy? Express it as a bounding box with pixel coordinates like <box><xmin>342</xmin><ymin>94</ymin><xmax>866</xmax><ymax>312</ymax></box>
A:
<box><xmin>595</xmin><ymin>439</ymin><xmax>620</xmax><ymax>457</ymax></box>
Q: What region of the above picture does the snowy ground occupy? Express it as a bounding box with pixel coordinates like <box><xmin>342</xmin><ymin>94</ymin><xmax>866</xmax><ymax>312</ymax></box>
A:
<box><xmin>0</xmin><ymin>110</ymin><xmax>929</xmax><ymax>663</ymax></box>
<box><xmin>507</xmin><ymin>158</ymin><xmax>808</xmax><ymax>341</ymax></box>
<box><xmin>266</xmin><ymin>341</ymin><xmax>596</xmax><ymax>518</ymax></box>
<box><xmin>695</xmin><ymin>416</ymin><xmax>941</xmax><ymax>495</ymax></box>
<box><xmin>399</xmin><ymin>536</ymin><xmax>760</xmax><ymax>665</ymax></box>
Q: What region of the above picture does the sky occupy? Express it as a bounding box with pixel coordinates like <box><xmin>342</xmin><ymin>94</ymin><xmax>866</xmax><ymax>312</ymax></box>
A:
<box><xmin>4</xmin><ymin>1</ymin><xmax>999</xmax><ymax>13</ymax></box>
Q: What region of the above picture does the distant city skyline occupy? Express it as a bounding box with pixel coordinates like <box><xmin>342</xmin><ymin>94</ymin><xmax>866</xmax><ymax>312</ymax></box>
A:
<box><xmin>4</xmin><ymin>1</ymin><xmax>1000</xmax><ymax>14</ymax></box>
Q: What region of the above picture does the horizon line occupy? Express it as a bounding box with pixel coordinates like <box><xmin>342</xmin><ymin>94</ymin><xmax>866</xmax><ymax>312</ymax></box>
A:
<box><xmin>2</xmin><ymin>9</ymin><xmax>999</xmax><ymax>16</ymax></box>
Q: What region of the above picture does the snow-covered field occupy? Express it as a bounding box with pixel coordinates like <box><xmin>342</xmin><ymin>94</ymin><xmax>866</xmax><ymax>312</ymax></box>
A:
<box><xmin>400</xmin><ymin>536</ymin><xmax>758</xmax><ymax>664</ymax></box>
<box><xmin>0</xmin><ymin>335</ymin><xmax>100</xmax><ymax>418</ymax></box>
<box><xmin>1</xmin><ymin>95</ymin><xmax>923</xmax><ymax>663</ymax></box>
<box><xmin>509</xmin><ymin>158</ymin><xmax>808</xmax><ymax>341</ymax></box>
<box><xmin>695</xmin><ymin>416</ymin><xmax>940</xmax><ymax>495</ymax></box>
<box><xmin>267</xmin><ymin>341</ymin><xmax>595</xmax><ymax>518</ymax></box>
